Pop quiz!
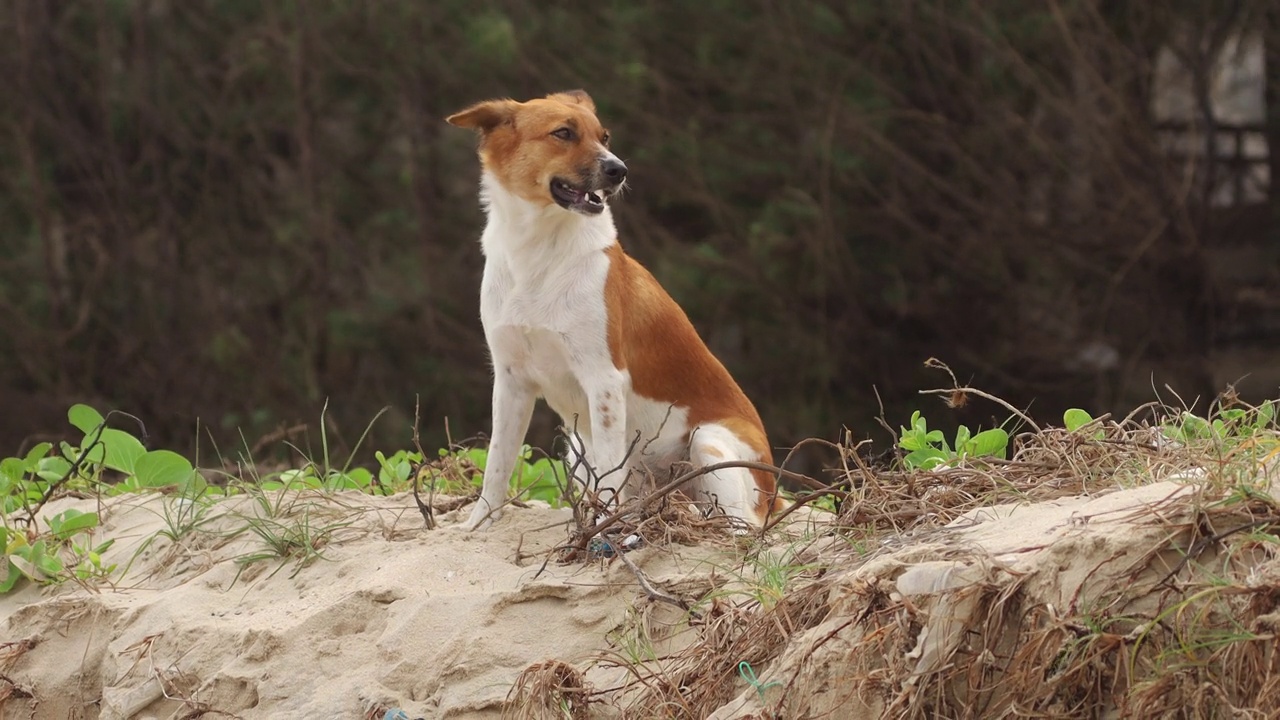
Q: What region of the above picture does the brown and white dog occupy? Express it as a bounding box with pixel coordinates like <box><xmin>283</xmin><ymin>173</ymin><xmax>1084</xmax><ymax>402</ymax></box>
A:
<box><xmin>447</xmin><ymin>90</ymin><xmax>780</xmax><ymax>531</ymax></box>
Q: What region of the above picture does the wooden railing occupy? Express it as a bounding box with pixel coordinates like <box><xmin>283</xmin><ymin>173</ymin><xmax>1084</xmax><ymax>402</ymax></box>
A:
<box><xmin>1154</xmin><ymin>121</ymin><xmax>1270</xmax><ymax>206</ymax></box>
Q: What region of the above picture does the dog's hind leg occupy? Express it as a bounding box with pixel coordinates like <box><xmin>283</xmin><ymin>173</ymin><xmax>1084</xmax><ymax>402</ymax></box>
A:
<box><xmin>686</xmin><ymin>423</ymin><xmax>771</xmax><ymax>528</ymax></box>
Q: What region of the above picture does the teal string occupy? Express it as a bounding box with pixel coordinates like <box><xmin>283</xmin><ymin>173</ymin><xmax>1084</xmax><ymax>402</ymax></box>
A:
<box><xmin>737</xmin><ymin>660</ymin><xmax>781</xmax><ymax>701</ymax></box>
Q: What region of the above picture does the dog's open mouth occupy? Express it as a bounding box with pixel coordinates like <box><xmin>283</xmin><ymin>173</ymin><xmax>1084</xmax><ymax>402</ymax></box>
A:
<box><xmin>550</xmin><ymin>179</ymin><xmax>606</xmax><ymax>215</ymax></box>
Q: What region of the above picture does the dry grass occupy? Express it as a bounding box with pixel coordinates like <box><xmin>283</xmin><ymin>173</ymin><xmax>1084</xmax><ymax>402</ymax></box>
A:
<box><xmin>512</xmin><ymin>406</ymin><xmax>1280</xmax><ymax>718</ymax></box>
<box><xmin>837</xmin><ymin>414</ymin><xmax>1226</xmax><ymax>535</ymax></box>
<box><xmin>505</xmin><ymin>659</ymin><xmax>594</xmax><ymax>720</ymax></box>
<box><xmin>555</xmin><ymin>469</ymin><xmax>747</xmax><ymax>564</ymax></box>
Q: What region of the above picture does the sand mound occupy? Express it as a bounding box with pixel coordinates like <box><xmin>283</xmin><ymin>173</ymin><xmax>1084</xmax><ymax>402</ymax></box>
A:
<box><xmin>594</xmin><ymin>473</ymin><xmax>1280</xmax><ymax>719</ymax></box>
<box><xmin>0</xmin><ymin>492</ymin><xmax>735</xmax><ymax>718</ymax></box>
<box><xmin>5</xmin><ymin>428</ymin><xmax>1280</xmax><ymax>719</ymax></box>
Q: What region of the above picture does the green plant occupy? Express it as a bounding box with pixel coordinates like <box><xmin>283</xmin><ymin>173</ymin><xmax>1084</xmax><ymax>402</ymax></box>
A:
<box><xmin>408</xmin><ymin>445</ymin><xmax>569</xmax><ymax>507</ymax></box>
<box><xmin>897</xmin><ymin>411</ymin><xmax>1009</xmax><ymax>470</ymax></box>
<box><xmin>0</xmin><ymin>403</ymin><xmax>215</xmax><ymax>593</ymax></box>
<box><xmin>69</xmin><ymin>536</ymin><xmax>117</xmax><ymax>583</ymax></box>
<box><xmin>374</xmin><ymin>448</ymin><xmax>423</xmax><ymax>491</ymax></box>
<box><xmin>230</xmin><ymin>501</ymin><xmax>355</xmax><ymax>581</ymax></box>
<box><xmin>749</xmin><ymin>545</ymin><xmax>823</xmax><ymax>610</ymax></box>
<box><xmin>0</xmin><ymin>401</ymin><xmax>576</xmax><ymax>595</ymax></box>
<box><xmin>1</xmin><ymin>508</ymin><xmax>113</xmax><ymax>592</ymax></box>
<box><xmin>251</xmin><ymin>402</ymin><xmax>383</xmax><ymax>493</ymax></box>
<box><xmin>1162</xmin><ymin>401</ymin><xmax>1277</xmax><ymax>448</ymax></box>
<box><xmin>251</xmin><ymin>464</ymin><xmax>375</xmax><ymax>493</ymax></box>
<box><xmin>1063</xmin><ymin>408</ymin><xmax>1092</xmax><ymax>432</ymax></box>
<box><xmin>1</xmin><ymin>533</ymin><xmax>61</xmax><ymax>592</ymax></box>
<box><xmin>606</xmin><ymin>605</ymin><xmax>659</xmax><ymax>665</ymax></box>
<box><xmin>64</xmin><ymin>404</ymin><xmax>204</xmax><ymax>495</ymax></box>
<box><xmin>1062</xmin><ymin>408</ymin><xmax>1107</xmax><ymax>440</ymax></box>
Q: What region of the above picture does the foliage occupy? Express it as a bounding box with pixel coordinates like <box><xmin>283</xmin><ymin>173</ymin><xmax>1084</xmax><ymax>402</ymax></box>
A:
<box><xmin>897</xmin><ymin>411</ymin><xmax>1009</xmax><ymax>470</ymax></box>
<box><xmin>1</xmin><ymin>507</ymin><xmax>115</xmax><ymax>593</ymax></box>
<box><xmin>0</xmin><ymin>1</ymin><xmax>1272</xmax><ymax>460</ymax></box>
<box><xmin>3</xmin><ymin>395</ymin><xmax>1275</xmax><ymax>595</ymax></box>
<box><xmin>381</xmin><ymin>445</ymin><xmax>566</xmax><ymax>506</ymax></box>
<box><xmin>1063</xmin><ymin>408</ymin><xmax>1095</xmax><ymax>433</ymax></box>
<box><xmin>1162</xmin><ymin>400</ymin><xmax>1277</xmax><ymax>448</ymax></box>
<box><xmin>0</xmin><ymin>404</ymin><xmax>569</xmax><ymax>594</ymax></box>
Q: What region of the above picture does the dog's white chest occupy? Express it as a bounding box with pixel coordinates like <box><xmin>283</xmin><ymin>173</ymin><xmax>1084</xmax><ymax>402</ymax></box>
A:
<box><xmin>480</xmin><ymin>248</ymin><xmax>611</xmax><ymax>415</ymax></box>
<box><xmin>489</xmin><ymin>325</ymin><xmax>581</xmax><ymax>397</ymax></box>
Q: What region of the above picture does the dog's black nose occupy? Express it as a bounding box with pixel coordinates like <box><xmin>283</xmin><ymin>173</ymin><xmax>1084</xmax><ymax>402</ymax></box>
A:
<box><xmin>601</xmin><ymin>157</ymin><xmax>628</xmax><ymax>185</ymax></box>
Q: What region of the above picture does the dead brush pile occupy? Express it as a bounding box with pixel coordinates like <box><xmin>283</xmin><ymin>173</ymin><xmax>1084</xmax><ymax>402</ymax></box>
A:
<box><xmin>834</xmin><ymin>410</ymin><xmax>1211</xmax><ymax>535</ymax></box>
<box><xmin>510</xmin><ymin>406</ymin><xmax>1280</xmax><ymax>719</ymax></box>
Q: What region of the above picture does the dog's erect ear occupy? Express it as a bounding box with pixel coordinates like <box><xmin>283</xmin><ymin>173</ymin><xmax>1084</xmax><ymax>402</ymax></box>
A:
<box><xmin>446</xmin><ymin>99</ymin><xmax>519</xmax><ymax>133</ymax></box>
<box><xmin>546</xmin><ymin>89</ymin><xmax>595</xmax><ymax>113</ymax></box>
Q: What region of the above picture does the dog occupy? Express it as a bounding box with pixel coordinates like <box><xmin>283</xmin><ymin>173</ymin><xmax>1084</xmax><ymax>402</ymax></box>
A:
<box><xmin>447</xmin><ymin>90</ymin><xmax>781</xmax><ymax>531</ymax></box>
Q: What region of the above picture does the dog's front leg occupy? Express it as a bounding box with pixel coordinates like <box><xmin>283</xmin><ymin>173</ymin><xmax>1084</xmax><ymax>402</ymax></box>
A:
<box><xmin>579</xmin><ymin>368</ymin><xmax>630</xmax><ymax>505</ymax></box>
<box><xmin>464</xmin><ymin>373</ymin><xmax>535</xmax><ymax>531</ymax></box>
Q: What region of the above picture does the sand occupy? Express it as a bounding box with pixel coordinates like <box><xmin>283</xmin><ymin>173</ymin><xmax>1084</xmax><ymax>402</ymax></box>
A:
<box><xmin>1</xmin><ymin>491</ymin><xmax>737</xmax><ymax>719</ymax></box>
<box><xmin>3</xmin><ymin>468</ymin><xmax>1275</xmax><ymax>718</ymax></box>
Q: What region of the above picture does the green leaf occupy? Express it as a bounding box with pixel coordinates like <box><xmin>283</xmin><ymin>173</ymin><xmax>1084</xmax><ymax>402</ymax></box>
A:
<box><xmin>1220</xmin><ymin>408</ymin><xmax>1246</xmax><ymax>423</ymax></box>
<box><xmin>23</xmin><ymin>442</ymin><xmax>51</xmax><ymax>467</ymax></box>
<box><xmin>954</xmin><ymin>425</ymin><xmax>971</xmax><ymax>450</ymax></box>
<box><xmin>49</xmin><ymin>509</ymin><xmax>99</xmax><ymax>539</ymax></box>
<box><xmin>969</xmin><ymin>429</ymin><xmax>1010</xmax><ymax>460</ymax></box>
<box><xmin>181</xmin><ymin>474</ymin><xmax>209</xmax><ymax>497</ymax></box>
<box><xmin>905</xmin><ymin>448</ymin><xmax>948</xmax><ymax>470</ymax></box>
<box><xmin>344</xmin><ymin>468</ymin><xmax>373</xmax><ymax>489</ymax></box>
<box><xmin>382</xmin><ymin>459</ymin><xmax>411</xmax><ymax>485</ymax></box>
<box><xmin>11</xmin><ymin>540</ymin><xmax>62</xmax><ymax>581</ymax></box>
<box><xmin>325</xmin><ymin>472</ymin><xmax>358</xmax><ymax>491</ymax></box>
<box><xmin>1181</xmin><ymin>413</ymin><xmax>1211</xmax><ymax>440</ymax></box>
<box><xmin>898</xmin><ymin>431</ymin><xmax>925</xmax><ymax>452</ymax></box>
<box><xmin>0</xmin><ymin>457</ymin><xmax>25</xmax><ymax>484</ymax></box>
<box><xmin>33</xmin><ymin>543</ymin><xmax>63</xmax><ymax>576</ymax></box>
<box><xmin>134</xmin><ymin>450</ymin><xmax>195</xmax><ymax>488</ymax></box>
<box><xmin>1258</xmin><ymin>401</ymin><xmax>1275</xmax><ymax>429</ymax></box>
<box><xmin>1063</xmin><ymin>408</ymin><xmax>1093</xmax><ymax>432</ymax></box>
<box><xmin>68</xmin><ymin>404</ymin><xmax>105</xmax><ymax>436</ymax></box>
<box><xmin>0</xmin><ymin>558</ymin><xmax>21</xmax><ymax>593</ymax></box>
<box><xmin>36</xmin><ymin>455</ymin><xmax>71</xmax><ymax>484</ymax></box>
<box><xmin>96</xmin><ymin>429</ymin><xmax>147</xmax><ymax>474</ymax></box>
<box><xmin>1211</xmin><ymin>419</ymin><xmax>1227</xmax><ymax>440</ymax></box>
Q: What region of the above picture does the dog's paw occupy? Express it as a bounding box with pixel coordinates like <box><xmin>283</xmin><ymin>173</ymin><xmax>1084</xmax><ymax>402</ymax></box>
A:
<box><xmin>458</xmin><ymin>503</ymin><xmax>502</xmax><ymax>532</ymax></box>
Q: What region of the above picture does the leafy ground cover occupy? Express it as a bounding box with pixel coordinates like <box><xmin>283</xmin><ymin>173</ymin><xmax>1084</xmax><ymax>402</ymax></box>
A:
<box><xmin>1</xmin><ymin>404</ymin><xmax>567</xmax><ymax>595</ymax></box>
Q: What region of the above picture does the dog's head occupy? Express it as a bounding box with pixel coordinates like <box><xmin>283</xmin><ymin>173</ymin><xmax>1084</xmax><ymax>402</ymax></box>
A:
<box><xmin>447</xmin><ymin>90</ymin><xmax>626</xmax><ymax>215</ymax></box>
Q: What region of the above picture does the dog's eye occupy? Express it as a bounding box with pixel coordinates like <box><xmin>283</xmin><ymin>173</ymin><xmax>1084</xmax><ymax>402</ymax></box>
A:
<box><xmin>602</xmin><ymin>132</ymin><xmax>611</xmax><ymax>147</ymax></box>
<box><xmin>551</xmin><ymin>127</ymin><xmax>575</xmax><ymax>141</ymax></box>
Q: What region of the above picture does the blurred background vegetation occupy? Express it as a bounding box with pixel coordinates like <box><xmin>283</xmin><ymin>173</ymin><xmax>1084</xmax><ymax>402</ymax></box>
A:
<box><xmin>0</xmin><ymin>1</ymin><xmax>1277</xmax><ymax>469</ymax></box>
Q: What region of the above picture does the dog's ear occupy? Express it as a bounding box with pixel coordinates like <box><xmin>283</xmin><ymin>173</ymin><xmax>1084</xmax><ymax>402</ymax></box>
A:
<box><xmin>446</xmin><ymin>99</ymin><xmax>519</xmax><ymax>133</ymax></box>
<box><xmin>546</xmin><ymin>89</ymin><xmax>595</xmax><ymax>113</ymax></box>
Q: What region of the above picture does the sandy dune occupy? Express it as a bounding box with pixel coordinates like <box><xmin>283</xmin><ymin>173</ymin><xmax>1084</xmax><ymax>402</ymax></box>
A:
<box><xmin>4</xmin><ymin>467</ymin><xmax>1277</xmax><ymax>718</ymax></box>
<box><xmin>2</xmin><ymin>492</ymin><xmax>733</xmax><ymax>718</ymax></box>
